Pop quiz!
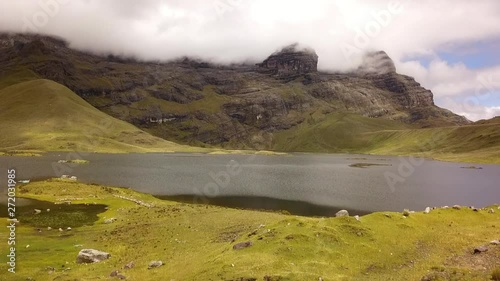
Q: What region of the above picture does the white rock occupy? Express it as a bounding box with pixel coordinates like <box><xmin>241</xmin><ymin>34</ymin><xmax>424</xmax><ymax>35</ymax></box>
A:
<box><xmin>335</xmin><ymin>210</ymin><xmax>349</xmax><ymax>217</ymax></box>
<box><xmin>354</xmin><ymin>215</ymin><xmax>360</xmax><ymax>221</ymax></box>
<box><xmin>148</xmin><ymin>260</ymin><xmax>163</xmax><ymax>269</ymax></box>
<box><xmin>76</xmin><ymin>249</ymin><xmax>111</xmax><ymax>264</ymax></box>
<box><xmin>424</xmin><ymin>207</ymin><xmax>431</xmax><ymax>214</ymax></box>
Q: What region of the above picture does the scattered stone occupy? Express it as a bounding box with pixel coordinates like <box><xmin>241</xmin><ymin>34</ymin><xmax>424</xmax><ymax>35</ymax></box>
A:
<box><xmin>490</xmin><ymin>240</ymin><xmax>500</xmax><ymax>245</ymax></box>
<box><xmin>34</xmin><ymin>209</ymin><xmax>41</xmax><ymax>215</ymax></box>
<box><xmin>335</xmin><ymin>210</ymin><xmax>349</xmax><ymax>217</ymax></box>
<box><xmin>248</xmin><ymin>229</ymin><xmax>258</xmax><ymax>237</ymax></box>
<box><xmin>110</xmin><ymin>270</ymin><xmax>119</xmax><ymax>277</ymax></box>
<box><xmin>402</xmin><ymin>209</ymin><xmax>411</xmax><ymax>217</ymax></box>
<box><xmin>148</xmin><ymin>261</ymin><xmax>163</xmax><ymax>269</ymax></box>
<box><xmin>452</xmin><ymin>205</ymin><xmax>461</xmax><ymax>210</ymax></box>
<box><xmin>473</xmin><ymin>208</ymin><xmax>479</xmax><ymax>212</ymax></box>
<box><xmin>473</xmin><ymin>246</ymin><xmax>488</xmax><ymax>254</ymax></box>
<box><xmin>442</xmin><ymin>206</ymin><xmax>449</xmax><ymax>209</ymax></box>
<box><xmin>58</xmin><ymin>228</ymin><xmax>63</xmax><ymax>232</ymax></box>
<box><xmin>354</xmin><ymin>215</ymin><xmax>360</xmax><ymax>221</ymax></box>
<box><xmin>104</xmin><ymin>218</ymin><xmax>117</xmax><ymax>224</ymax></box>
<box><xmin>123</xmin><ymin>261</ymin><xmax>135</xmax><ymax>269</ymax></box>
<box><xmin>47</xmin><ymin>227</ymin><xmax>52</xmax><ymax>231</ymax></box>
<box><xmin>424</xmin><ymin>207</ymin><xmax>431</xmax><ymax>214</ymax></box>
<box><xmin>76</xmin><ymin>249</ymin><xmax>111</xmax><ymax>264</ymax></box>
<box><xmin>233</xmin><ymin>241</ymin><xmax>253</xmax><ymax>250</ymax></box>
<box><xmin>67</xmin><ymin>227</ymin><xmax>72</xmax><ymax>231</ymax></box>
<box><xmin>488</xmin><ymin>208</ymin><xmax>495</xmax><ymax>214</ymax></box>
<box><xmin>117</xmin><ymin>275</ymin><xmax>126</xmax><ymax>280</ymax></box>
<box><xmin>46</xmin><ymin>209</ymin><xmax>50</xmax><ymax>212</ymax></box>
<box><xmin>384</xmin><ymin>213</ymin><xmax>391</xmax><ymax>218</ymax></box>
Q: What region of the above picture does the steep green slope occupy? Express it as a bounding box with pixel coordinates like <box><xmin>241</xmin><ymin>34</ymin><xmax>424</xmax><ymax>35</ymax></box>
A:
<box><xmin>0</xmin><ymin>79</ymin><xmax>202</xmax><ymax>153</ymax></box>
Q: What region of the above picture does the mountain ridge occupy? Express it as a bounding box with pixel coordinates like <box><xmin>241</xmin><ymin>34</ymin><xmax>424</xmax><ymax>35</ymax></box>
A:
<box><xmin>0</xmin><ymin>33</ymin><xmax>476</xmax><ymax>151</ymax></box>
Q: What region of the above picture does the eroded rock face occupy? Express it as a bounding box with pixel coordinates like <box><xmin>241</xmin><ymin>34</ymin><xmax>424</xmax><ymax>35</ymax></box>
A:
<box><xmin>357</xmin><ymin>51</ymin><xmax>397</xmax><ymax>75</ymax></box>
<box><xmin>257</xmin><ymin>43</ymin><xmax>318</xmax><ymax>78</ymax></box>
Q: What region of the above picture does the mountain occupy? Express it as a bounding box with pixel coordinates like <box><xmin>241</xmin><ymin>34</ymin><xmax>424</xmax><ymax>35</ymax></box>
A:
<box><xmin>0</xmin><ymin>33</ymin><xmax>469</xmax><ymax>150</ymax></box>
<box><xmin>2</xmin><ymin>33</ymin><xmax>497</xmax><ymax>163</ymax></box>
<box><xmin>0</xmin><ymin>78</ymin><xmax>201</xmax><ymax>153</ymax></box>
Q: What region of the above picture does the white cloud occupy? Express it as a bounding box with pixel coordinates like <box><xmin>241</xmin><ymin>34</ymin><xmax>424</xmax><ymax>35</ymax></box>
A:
<box><xmin>0</xmin><ymin>0</ymin><xmax>499</xmax><ymax>120</ymax></box>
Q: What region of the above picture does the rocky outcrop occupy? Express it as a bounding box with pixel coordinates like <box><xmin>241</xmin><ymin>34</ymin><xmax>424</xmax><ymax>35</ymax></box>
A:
<box><xmin>257</xmin><ymin>43</ymin><xmax>318</xmax><ymax>78</ymax></box>
<box><xmin>358</xmin><ymin>51</ymin><xmax>397</xmax><ymax>75</ymax></box>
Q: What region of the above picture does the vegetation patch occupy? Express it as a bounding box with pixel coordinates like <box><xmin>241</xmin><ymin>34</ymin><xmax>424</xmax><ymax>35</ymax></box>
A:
<box><xmin>2</xmin><ymin>179</ymin><xmax>499</xmax><ymax>280</ymax></box>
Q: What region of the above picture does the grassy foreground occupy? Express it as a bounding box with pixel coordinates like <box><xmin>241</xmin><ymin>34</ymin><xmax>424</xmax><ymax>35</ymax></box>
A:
<box><xmin>1</xmin><ymin>180</ymin><xmax>499</xmax><ymax>280</ymax></box>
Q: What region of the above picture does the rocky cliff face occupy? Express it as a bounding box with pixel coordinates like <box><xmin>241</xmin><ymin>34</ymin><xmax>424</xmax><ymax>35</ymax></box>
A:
<box><xmin>257</xmin><ymin>43</ymin><xmax>318</xmax><ymax>78</ymax></box>
<box><xmin>357</xmin><ymin>51</ymin><xmax>397</xmax><ymax>75</ymax></box>
<box><xmin>0</xmin><ymin>33</ymin><xmax>469</xmax><ymax>149</ymax></box>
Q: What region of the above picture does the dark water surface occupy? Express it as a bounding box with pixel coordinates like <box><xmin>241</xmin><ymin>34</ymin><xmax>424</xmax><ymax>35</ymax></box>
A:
<box><xmin>1</xmin><ymin>152</ymin><xmax>499</xmax><ymax>216</ymax></box>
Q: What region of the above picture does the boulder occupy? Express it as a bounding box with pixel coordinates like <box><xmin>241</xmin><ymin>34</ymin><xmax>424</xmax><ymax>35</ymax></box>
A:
<box><xmin>233</xmin><ymin>241</ymin><xmax>253</xmax><ymax>250</ymax></box>
<box><xmin>76</xmin><ymin>249</ymin><xmax>111</xmax><ymax>264</ymax></box>
<box><xmin>402</xmin><ymin>209</ymin><xmax>411</xmax><ymax>217</ymax></box>
<box><xmin>488</xmin><ymin>208</ymin><xmax>495</xmax><ymax>214</ymax></box>
<box><xmin>452</xmin><ymin>205</ymin><xmax>461</xmax><ymax>210</ymax></box>
<box><xmin>34</xmin><ymin>209</ymin><xmax>41</xmax><ymax>214</ymax></box>
<box><xmin>104</xmin><ymin>218</ymin><xmax>117</xmax><ymax>224</ymax></box>
<box><xmin>148</xmin><ymin>260</ymin><xmax>163</xmax><ymax>269</ymax></box>
<box><xmin>354</xmin><ymin>215</ymin><xmax>360</xmax><ymax>221</ymax></box>
<box><xmin>424</xmin><ymin>207</ymin><xmax>431</xmax><ymax>214</ymax></box>
<box><xmin>335</xmin><ymin>210</ymin><xmax>349</xmax><ymax>217</ymax></box>
<box><xmin>490</xmin><ymin>240</ymin><xmax>500</xmax><ymax>245</ymax></box>
<box><xmin>473</xmin><ymin>246</ymin><xmax>488</xmax><ymax>254</ymax></box>
<box><xmin>123</xmin><ymin>261</ymin><xmax>135</xmax><ymax>269</ymax></box>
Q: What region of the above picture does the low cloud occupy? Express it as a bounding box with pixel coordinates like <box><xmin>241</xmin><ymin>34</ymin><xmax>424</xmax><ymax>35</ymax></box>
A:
<box><xmin>0</xmin><ymin>0</ymin><xmax>499</xmax><ymax>120</ymax></box>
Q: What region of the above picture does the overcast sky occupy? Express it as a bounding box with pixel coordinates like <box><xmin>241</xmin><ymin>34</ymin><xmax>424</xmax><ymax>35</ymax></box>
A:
<box><xmin>0</xmin><ymin>0</ymin><xmax>499</xmax><ymax>120</ymax></box>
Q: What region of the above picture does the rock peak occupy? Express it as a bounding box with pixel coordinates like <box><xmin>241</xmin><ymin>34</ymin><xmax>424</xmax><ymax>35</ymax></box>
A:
<box><xmin>357</xmin><ymin>50</ymin><xmax>396</xmax><ymax>75</ymax></box>
<box><xmin>257</xmin><ymin>43</ymin><xmax>318</xmax><ymax>78</ymax></box>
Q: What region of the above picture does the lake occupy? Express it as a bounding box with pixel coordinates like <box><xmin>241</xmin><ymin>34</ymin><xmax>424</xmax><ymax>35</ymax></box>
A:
<box><xmin>1</xmin><ymin>152</ymin><xmax>499</xmax><ymax>216</ymax></box>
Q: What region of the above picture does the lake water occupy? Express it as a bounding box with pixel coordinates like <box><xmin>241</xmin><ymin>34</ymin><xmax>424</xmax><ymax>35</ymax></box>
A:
<box><xmin>1</xmin><ymin>152</ymin><xmax>499</xmax><ymax>216</ymax></box>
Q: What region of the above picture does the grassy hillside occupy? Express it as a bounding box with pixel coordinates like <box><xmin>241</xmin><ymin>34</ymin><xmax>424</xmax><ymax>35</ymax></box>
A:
<box><xmin>0</xmin><ymin>79</ymin><xmax>203</xmax><ymax>153</ymax></box>
<box><xmin>272</xmin><ymin>113</ymin><xmax>413</xmax><ymax>152</ymax></box>
<box><xmin>364</xmin><ymin>123</ymin><xmax>500</xmax><ymax>164</ymax></box>
<box><xmin>272</xmin><ymin>113</ymin><xmax>500</xmax><ymax>164</ymax></box>
<box><xmin>1</xmin><ymin>180</ymin><xmax>499</xmax><ymax>280</ymax></box>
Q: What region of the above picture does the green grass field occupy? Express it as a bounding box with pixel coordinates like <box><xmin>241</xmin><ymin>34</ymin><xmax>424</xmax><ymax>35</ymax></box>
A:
<box><xmin>1</xmin><ymin>180</ymin><xmax>499</xmax><ymax>280</ymax></box>
<box><xmin>0</xmin><ymin>79</ymin><xmax>205</xmax><ymax>154</ymax></box>
<box><xmin>272</xmin><ymin>113</ymin><xmax>500</xmax><ymax>164</ymax></box>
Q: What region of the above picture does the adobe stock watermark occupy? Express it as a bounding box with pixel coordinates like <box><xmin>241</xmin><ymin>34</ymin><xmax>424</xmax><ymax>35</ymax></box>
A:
<box><xmin>213</xmin><ymin>0</ymin><xmax>243</xmax><ymax>17</ymax></box>
<box><xmin>340</xmin><ymin>0</ymin><xmax>410</xmax><ymax>62</ymax></box>
<box><xmin>22</xmin><ymin>0</ymin><xmax>70</xmax><ymax>33</ymax></box>
<box><xmin>193</xmin><ymin>159</ymin><xmax>244</xmax><ymax>203</ymax></box>
<box><xmin>384</xmin><ymin>130</ymin><xmax>447</xmax><ymax>192</ymax></box>
<box><xmin>444</xmin><ymin>73</ymin><xmax>500</xmax><ymax>116</ymax></box>
<box><xmin>51</xmin><ymin>118</ymin><xmax>114</xmax><ymax>177</ymax></box>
